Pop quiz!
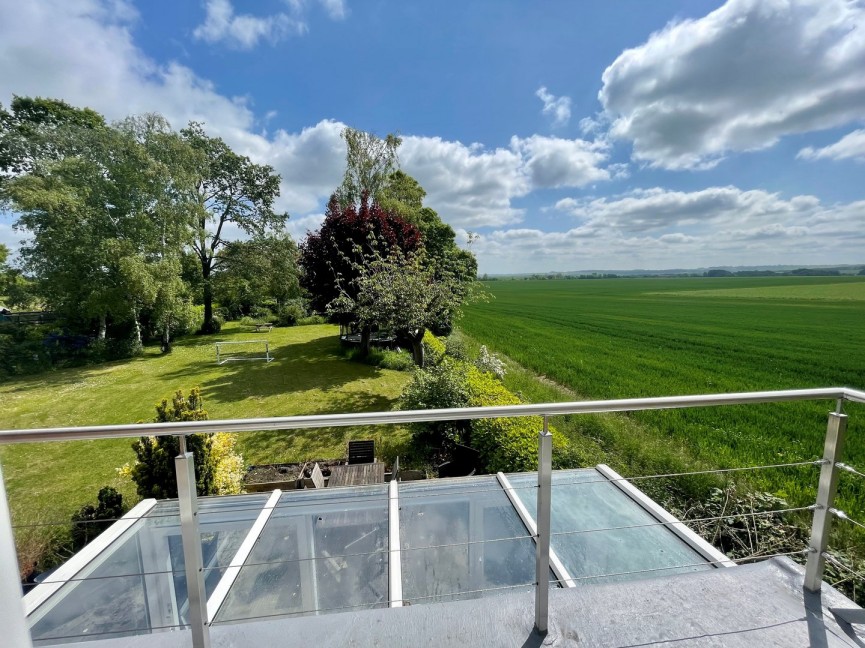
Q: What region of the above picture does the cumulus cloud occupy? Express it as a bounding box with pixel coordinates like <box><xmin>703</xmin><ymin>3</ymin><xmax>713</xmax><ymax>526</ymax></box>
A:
<box><xmin>398</xmin><ymin>134</ymin><xmax>613</xmax><ymax>228</ymax></box>
<box><xmin>510</xmin><ymin>135</ymin><xmax>609</xmax><ymax>188</ymax></box>
<box><xmin>193</xmin><ymin>0</ymin><xmax>306</xmax><ymax>50</ymax></box>
<box><xmin>599</xmin><ymin>0</ymin><xmax>865</xmax><ymax>169</ymax></box>
<box><xmin>536</xmin><ymin>86</ymin><xmax>571</xmax><ymax>127</ymax></box>
<box><xmin>798</xmin><ymin>129</ymin><xmax>865</xmax><ymax>163</ymax></box>
<box><xmin>467</xmin><ymin>186</ymin><xmax>865</xmax><ymax>274</ymax></box>
<box><xmin>399</xmin><ymin>137</ymin><xmax>528</xmax><ymax>228</ymax></box>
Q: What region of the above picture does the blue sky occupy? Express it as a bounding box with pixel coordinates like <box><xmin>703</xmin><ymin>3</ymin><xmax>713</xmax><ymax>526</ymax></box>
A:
<box><xmin>1</xmin><ymin>0</ymin><xmax>864</xmax><ymax>273</ymax></box>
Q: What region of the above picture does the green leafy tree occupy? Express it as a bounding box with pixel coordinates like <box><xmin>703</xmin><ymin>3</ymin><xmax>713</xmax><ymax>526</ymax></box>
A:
<box><xmin>214</xmin><ymin>233</ymin><xmax>301</xmax><ymax>318</ymax></box>
<box><xmin>336</xmin><ymin>127</ymin><xmax>401</xmax><ymax>207</ymax></box>
<box><xmin>0</xmin><ymin>243</ymin><xmax>9</xmax><ymax>299</ymax></box>
<box><xmin>379</xmin><ymin>171</ymin><xmax>478</xmax><ymax>332</ymax></box>
<box><xmin>178</xmin><ymin>122</ymin><xmax>286</xmax><ymax>333</ymax></box>
<box><xmin>327</xmin><ymin>245</ymin><xmax>465</xmax><ymax>366</ymax></box>
<box><xmin>0</xmin><ymin>96</ymin><xmax>104</xmax><ymax>188</ymax></box>
<box><xmin>4</xmin><ymin>104</ymin><xmax>192</xmax><ymax>343</ymax></box>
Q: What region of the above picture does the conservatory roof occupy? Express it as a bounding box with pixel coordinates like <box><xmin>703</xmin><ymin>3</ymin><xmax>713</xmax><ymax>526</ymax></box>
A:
<box><xmin>24</xmin><ymin>466</ymin><xmax>727</xmax><ymax>645</ymax></box>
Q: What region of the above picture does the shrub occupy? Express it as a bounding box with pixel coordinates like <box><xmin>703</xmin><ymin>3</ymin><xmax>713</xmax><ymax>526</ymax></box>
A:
<box><xmin>121</xmin><ymin>388</ymin><xmax>244</xmax><ymax>498</ymax></box>
<box><xmin>211</xmin><ymin>433</ymin><xmax>244</xmax><ymax>495</ymax></box>
<box><xmin>250</xmin><ymin>306</ymin><xmax>275</xmax><ymax>323</ymax></box>
<box><xmin>208</xmin><ymin>315</ymin><xmax>223</xmax><ymax>333</ymax></box>
<box><xmin>474</xmin><ymin>345</ymin><xmax>506</xmax><ymax>380</ymax></box>
<box><xmin>276</xmin><ymin>299</ymin><xmax>308</xmax><ymax>327</ymax></box>
<box><xmin>378</xmin><ymin>350</ymin><xmax>416</xmax><ymax>371</ymax></box>
<box><xmin>422</xmin><ymin>330</ymin><xmax>446</xmax><ymax>366</ymax></box>
<box><xmin>399</xmin><ymin>359</ymin><xmax>471</xmax><ymax>449</ymax></box>
<box><xmin>297</xmin><ymin>315</ymin><xmax>327</xmax><ymax>326</ymax></box>
<box><xmin>444</xmin><ymin>334</ymin><xmax>470</xmax><ymax>361</ymax></box>
<box><xmin>70</xmin><ymin>487</ymin><xmax>126</xmax><ymax>551</ymax></box>
<box><xmin>465</xmin><ymin>365</ymin><xmax>561</xmax><ymax>473</ymax></box>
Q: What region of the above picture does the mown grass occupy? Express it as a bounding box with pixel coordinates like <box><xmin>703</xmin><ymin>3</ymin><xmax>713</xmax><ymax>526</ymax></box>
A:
<box><xmin>460</xmin><ymin>276</ymin><xmax>865</xmax><ymax>551</ymax></box>
<box><xmin>0</xmin><ymin>322</ymin><xmax>411</xmax><ymax>537</ymax></box>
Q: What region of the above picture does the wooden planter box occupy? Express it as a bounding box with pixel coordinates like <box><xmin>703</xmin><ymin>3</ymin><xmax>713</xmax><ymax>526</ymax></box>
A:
<box><xmin>245</xmin><ymin>479</ymin><xmax>298</xmax><ymax>492</ymax></box>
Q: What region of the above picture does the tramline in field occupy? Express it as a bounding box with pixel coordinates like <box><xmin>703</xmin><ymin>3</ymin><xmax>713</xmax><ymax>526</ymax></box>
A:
<box><xmin>215</xmin><ymin>340</ymin><xmax>273</xmax><ymax>365</ymax></box>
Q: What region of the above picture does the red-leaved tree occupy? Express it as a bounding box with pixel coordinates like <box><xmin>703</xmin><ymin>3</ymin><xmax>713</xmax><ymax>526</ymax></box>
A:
<box><xmin>299</xmin><ymin>194</ymin><xmax>421</xmax><ymax>351</ymax></box>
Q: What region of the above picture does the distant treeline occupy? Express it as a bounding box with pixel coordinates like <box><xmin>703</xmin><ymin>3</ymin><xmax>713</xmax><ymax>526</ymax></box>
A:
<box><xmin>482</xmin><ymin>266</ymin><xmax>865</xmax><ymax>281</ymax></box>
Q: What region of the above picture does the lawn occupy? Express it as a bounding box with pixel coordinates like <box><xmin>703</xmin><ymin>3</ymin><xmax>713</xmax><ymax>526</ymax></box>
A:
<box><xmin>0</xmin><ymin>322</ymin><xmax>412</xmax><ymax>531</ymax></box>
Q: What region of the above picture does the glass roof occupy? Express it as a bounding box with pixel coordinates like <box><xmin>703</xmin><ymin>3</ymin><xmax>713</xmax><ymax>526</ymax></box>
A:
<box><xmin>25</xmin><ymin>468</ymin><xmax>716</xmax><ymax>644</ymax></box>
<box><xmin>398</xmin><ymin>476</ymin><xmax>546</xmax><ymax>604</ymax></box>
<box><xmin>507</xmin><ymin>470</ymin><xmax>712</xmax><ymax>584</ymax></box>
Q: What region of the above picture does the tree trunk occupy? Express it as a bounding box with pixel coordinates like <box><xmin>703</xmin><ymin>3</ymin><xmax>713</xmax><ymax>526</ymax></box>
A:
<box><xmin>410</xmin><ymin>328</ymin><xmax>426</xmax><ymax>367</ymax></box>
<box><xmin>360</xmin><ymin>327</ymin><xmax>371</xmax><ymax>357</ymax></box>
<box><xmin>161</xmin><ymin>319</ymin><xmax>172</xmax><ymax>353</ymax></box>
<box><xmin>97</xmin><ymin>313</ymin><xmax>107</xmax><ymax>340</ymax></box>
<box><xmin>131</xmin><ymin>307</ymin><xmax>143</xmax><ymax>354</ymax></box>
<box><xmin>201</xmin><ymin>261</ymin><xmax>214</xmax><ymax>333</ymax></box>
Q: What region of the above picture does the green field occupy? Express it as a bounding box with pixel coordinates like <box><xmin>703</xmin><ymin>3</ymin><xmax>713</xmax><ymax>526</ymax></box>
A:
<box><xmin>0</xmin><ymin>323</ymin><xmax>411</xmax><ymax>533</ymax></box>
<box><xmin>661</xmin><ymin>281</ymin><xmax>865</xmax><ymax>301</ymax></box>
<box><xmin>460</xmin><ymin>276</ymin><xmax>865</xmax><ymax>516</ymax></box>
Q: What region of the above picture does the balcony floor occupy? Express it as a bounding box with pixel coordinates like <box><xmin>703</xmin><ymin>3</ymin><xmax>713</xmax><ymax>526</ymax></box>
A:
<box><xmin>79</xmin><ymin>557</ymin><xmax>864</xmax><ymax>648</ymax></box>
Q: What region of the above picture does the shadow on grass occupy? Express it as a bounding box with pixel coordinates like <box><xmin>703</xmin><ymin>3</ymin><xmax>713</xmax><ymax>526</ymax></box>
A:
<box><xmin>238</xmin><ymin>391</ymin><xmax>399</xmax><ymax>463</ymax></box>
<box><xmin>0</xmin><ymin>351</ymin><xmax>161</xmax><ymax>393</ymax></box>
<box><xmin>160</xmin><ymin>333</ymin><xmax>387</xmax><ymax>404</ymax></box>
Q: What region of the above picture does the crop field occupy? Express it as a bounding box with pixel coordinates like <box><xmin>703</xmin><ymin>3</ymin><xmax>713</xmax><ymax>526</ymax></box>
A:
<box><xmin>460</xmin><ymin>276</ymin><xmax>865</xmax><ymax>521</ymax></box>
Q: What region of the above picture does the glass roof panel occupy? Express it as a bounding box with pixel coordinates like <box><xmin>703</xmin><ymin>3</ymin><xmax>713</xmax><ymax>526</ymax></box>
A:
<box><xmin>508</xmin><ymin>469</ymin><xmax>712</xmax><ymax>584</ymax></box>
<box><xmin>214</xmin><ymin>485</ymin><xmax>389</xmax><ymax>624</ymax></box>
<box><xmin>398</xmin><ymin>476</ymin><xmax>542</xmax><ymax>604</ymax></box>
<box><xmin>28</xmin><ymin>494</ymin><xmax>267</xmax><ymax>644</ymax></box>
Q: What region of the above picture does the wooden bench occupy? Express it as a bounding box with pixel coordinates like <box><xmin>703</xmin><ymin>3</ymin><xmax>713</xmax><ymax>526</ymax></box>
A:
<box><xmin>254</xmin><ymin>323</ymin><xmax>273</xmax><ymax>332</ymax></box>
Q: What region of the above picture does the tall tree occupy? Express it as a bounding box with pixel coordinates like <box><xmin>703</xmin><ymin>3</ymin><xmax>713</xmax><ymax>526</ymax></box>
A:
<box><xmin>8</xmin><ymin>122</ymin><xmax>162</xmax><ymax>337</ymax></box>
<box><xmin>336</xmin><ymin>127</ymin><xmax>401</xmax><ymax>207</ymax></box>
<box><xmin>214</xmin><ymin>234</ymin><xmax>301</xmax><ymax>317</ymax></box>
<box><xmin>178</xmin><ymin>123</ymin><xmax>286</xmax><ymax>333</ymax></box>
<box><xmin>379</xmin><ymin>170</ymin><xmax>478</xmax><ymax>332</ymax></box>
<box><xmin>299</xmin><ymin>196</ymin><xmax>421</xmax><ymax>353</ymax></box>
<box><xmin>4</xmin><ymin>103</ymin><xmax>193</xmax><ymax>343</ymax></box>
<box><xmin>0</xmin><ymin>96</ymin><xmax>104</xmax><ymax>185</ymax></box>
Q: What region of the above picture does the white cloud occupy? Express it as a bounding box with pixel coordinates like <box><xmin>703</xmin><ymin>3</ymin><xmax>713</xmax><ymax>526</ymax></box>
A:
<box><xmin>510</xmin><ymin>135</ymin><xmax>609</xmax><ymax>188</ymax></box>
<box><xmin>536</xmin><ymin>86</ymin><xmax>571</xmax><ymax>127</ymax></box>
<box><xmin>318</xmin><ymin>0</ymin><xmax>347</xmax><ymax>20</ymax></box>
<box><xmin>286</xmin><ymin>213</ymin><xmax>326</xmax><ymax>240</ymax></box>
<box><xmin>798</xmin><ymin>129</ymin><xmax>865</xmax><ymax>163</ymax></box>
<box><xmin>193</xmin><ymin>0</ymin><xmax>306</xmax><ymax>50</ymax></box>
<box><xmin>400</xmin><ymin>137</ymin><xmax>528</xmax><ymax>228</ymax></box>
<box><xmin>599</xmin><ymin>0</ymin><xmax>865</xmax><ymax>169</ymax></box>
<box><xmin>469</xmin><ymin>186</ymin><xmax>865</xmax><ymax>273</ymax></box>
<box><xmin>398</xmin><ymin>134</ymin><xmax>613</xmax><ymax>228</ymax></box>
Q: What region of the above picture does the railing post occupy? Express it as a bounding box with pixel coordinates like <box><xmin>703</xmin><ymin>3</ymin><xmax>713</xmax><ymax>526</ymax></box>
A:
<box><xmin>0</xmin><ymin>462</ymin><xmax>33</xmax><ymax>648</ymax></box>
<box><xmin>804</xmin><ymin>410</ymin><xmax>848</xmax><ymax>592</ymax></box>
<box><xmin>535</xmin><ymin>416</ymin><xmax>552</xmax><ymax>634</ymax></box>
<box><xmin>176</xmin><ymin>449</ymin><xmax>211</xmax><ymax>648</ymax></box>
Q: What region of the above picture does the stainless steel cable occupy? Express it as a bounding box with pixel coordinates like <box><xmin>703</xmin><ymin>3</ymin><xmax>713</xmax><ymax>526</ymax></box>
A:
<box><xmin>10</xmin><ymin>460</ymin><xmax>820</xmax><ymax>530</ymax></box>
<box><xmin>550</xmin><ymin>505</ymin><xmax>817</xmax><ymax>539</ymax></box>
<box><xmin>829</xmin><ymin>508</ymin><xmax>865</xmax><ymax>532</ymax></box>
<box><xmin>32</xmin><ymin>622</ymin><xmax>189</xmax><ymax>642</ymax></box>
<box><xmin>836</xmin><ymin>462</ymin><xmax>865</xmax><ymax>480</ymax></box>
<box><xmin>559</xmin><ymin>548</ymin><xmax>810</xmax><ymax>584</ymax></box>
<box><xmin>199</xmin><ymin>533</ymin><xmax>537</xmax><ymax>573</ymax></box>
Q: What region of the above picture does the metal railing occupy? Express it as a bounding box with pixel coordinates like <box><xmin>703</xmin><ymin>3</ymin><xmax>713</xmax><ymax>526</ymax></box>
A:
<box><xmin>1</xmin><ymin>386</ymin><xmax>864</xmax><ymax>647</ymax></box>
